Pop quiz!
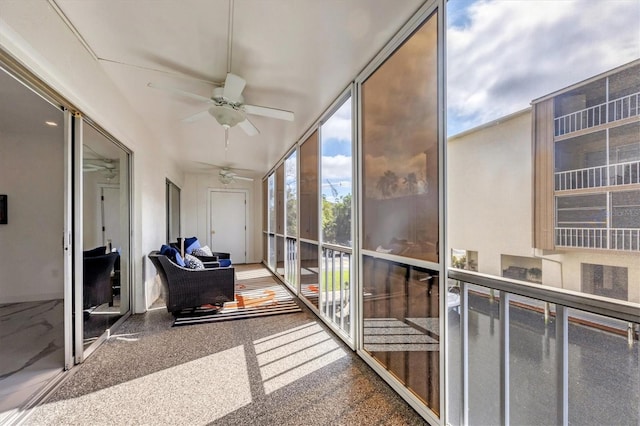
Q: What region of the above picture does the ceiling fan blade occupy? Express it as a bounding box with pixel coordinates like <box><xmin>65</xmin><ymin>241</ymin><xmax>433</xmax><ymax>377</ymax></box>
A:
<box><xmin>238</xmin><ymin>118</ymin><xmax>260</xmax><ymax>136</ymax></box>
<box><xmin>223</xmin><ymin>73</ymin><xmax>246</xmax><ymax>102</ymax></box>
<box><xmin>195</xmin><ymin>161</ymin><xmax>237</xmax><ymax>169</ymax></box>
<box><xmin>83</xmin><ymin>164</ymin><xmax>105</xmax><ymax>172</ymax></box>
<box><xmin>243</xmin><ymin>104</ymin><xmax>294</xmax><ymax>121</ymax></box>
<box><xmin>234</xmin><ymin>175</ymin><xmax>254</xmax><ymax>182</ymax></box>
<box><xmin>147</xmin><ymin>82</ymin><xmax>212</xmax><ymax>103</ymax></box>
<box><xmin>182</xmin><ymin>110</ymin><xmax>210</xmax><ymax>123</ymax></box>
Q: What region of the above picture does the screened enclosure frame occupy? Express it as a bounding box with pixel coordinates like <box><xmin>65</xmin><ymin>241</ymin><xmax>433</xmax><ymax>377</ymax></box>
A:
<box><xmin>354</xmin><ymin>1</ymin><xmax>446</xmax><ymax>423</ymax></box>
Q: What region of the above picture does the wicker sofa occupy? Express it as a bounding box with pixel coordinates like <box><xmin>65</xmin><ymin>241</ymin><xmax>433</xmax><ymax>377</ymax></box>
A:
<box><xmin>148</xmin><ymin>251</ymin><xmax>235</xmax><ymax>315</ymax></box>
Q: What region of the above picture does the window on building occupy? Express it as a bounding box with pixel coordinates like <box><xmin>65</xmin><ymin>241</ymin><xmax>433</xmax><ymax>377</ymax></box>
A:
<box><xmin>451</xmin><ymin>248</ymin><xmax>478</xmax><ymax>271</ymax></box>
<box><xmin>582</xmin><ymin>263</ymin><xmax>628</xmax><ymax>301</ymax></box>
<box><xmin>501</xmin><ymin>255</ymin><xmax>542</xmax><ymax>284</ymax></box>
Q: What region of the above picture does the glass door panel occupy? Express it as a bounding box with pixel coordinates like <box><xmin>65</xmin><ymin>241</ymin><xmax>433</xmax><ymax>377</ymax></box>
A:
<box><xmin>81</xmin><ymin>122</ymin><xmax>130</xmax><ymax>350</ymax></box>
<box><xmin>0</xmin><ymin>65</ymin><xmax>67</xmax><ymax>414</ymax></box>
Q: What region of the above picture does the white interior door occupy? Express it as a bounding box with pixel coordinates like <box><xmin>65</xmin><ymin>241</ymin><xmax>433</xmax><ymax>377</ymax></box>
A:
<box><xmin>209</xmin><ymin>190</ymin><xmax>246</xmax><ymax>263</ymax></box>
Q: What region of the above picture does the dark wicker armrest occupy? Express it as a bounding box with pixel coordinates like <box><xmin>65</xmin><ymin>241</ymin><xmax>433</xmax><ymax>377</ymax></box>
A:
<box><xmin>202</xmin><ymin>261</ymin><xmax>221</xmax><ymax>268</ymax></box>
<box><xmin>195</xmin><ymin>254</ymin><xmax>219</xmax><ymax>262</ymax></box>
<box><xmin>212</xmin><ymin>252</ymin><xmax>230</xmax><ymax>260</ymax></box>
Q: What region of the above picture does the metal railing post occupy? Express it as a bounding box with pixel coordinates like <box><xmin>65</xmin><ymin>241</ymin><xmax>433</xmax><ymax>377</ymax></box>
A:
<box><xmin>461</xmin><ymin>281</ymin><xmax>469</xmax><ymax>425</ymax></box>
<box><xmin>556</xmin><ymin>305</ymin><xmax>568</xmax><ymax>426</ymax></box>
<box><xmin>500</xmin><ymin>291</ymin><xmax>510</xmax><ymax>426</ymax></box>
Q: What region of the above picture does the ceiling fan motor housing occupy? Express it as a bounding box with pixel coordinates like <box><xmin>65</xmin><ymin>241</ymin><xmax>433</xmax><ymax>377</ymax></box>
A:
<box><xmin>208</xmin><ymin>104</ymin><xmax>245</xmax><ymax>128</ymax></box>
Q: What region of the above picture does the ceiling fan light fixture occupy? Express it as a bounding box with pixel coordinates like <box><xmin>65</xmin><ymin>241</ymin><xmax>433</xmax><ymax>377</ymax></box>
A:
<box><xmin>208</xmin><ymin>105</ymin><xmax>245</xmax><ymax>128</ymax></box>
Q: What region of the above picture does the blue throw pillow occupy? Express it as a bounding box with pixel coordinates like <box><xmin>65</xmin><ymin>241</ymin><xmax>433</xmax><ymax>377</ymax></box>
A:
<box><xmin>173</xmin><ymin>250</ymin><xmax>185</xmax><ymax>267</ymax></box>
<box><xmin>160</xmin><ymin>245</ymin><xmax>185</xmax><ymax>267</ymax></box>
<box><xmin>219</xmin><ymin>259</ymin><xmax>232</xmax><ymax>267</ymax></box>
<box><xmin>184</xmin><ymin>237</ymin><xmax>201</xmax><ymax>254</ymax></box>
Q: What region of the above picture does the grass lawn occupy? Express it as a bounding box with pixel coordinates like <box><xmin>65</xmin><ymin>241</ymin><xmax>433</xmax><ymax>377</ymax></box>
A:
<box><xmin>320</xmin><ymin>269</ymin><xmax>350</xmax><ymax>291</ymax></box>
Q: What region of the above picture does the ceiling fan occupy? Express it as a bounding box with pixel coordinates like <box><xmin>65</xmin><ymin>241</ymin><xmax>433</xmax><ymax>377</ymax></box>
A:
<box><xmin>83</xmin><ymin>157</ymin><xmax>117</xmax><ymax>173</ymax></box>
<box><xmin>196</xmin><ymin>161</ymin><xmax>254</xmax><ymax>184</ymax></box>
<box><xmin>148</xmin><ymin>72</ymin><xmax>294</xmax><ymax>143</ymax></box>
<box><xmin>218</xmin><ymin>167</ymin><xmax>254</xmax><ymax>185</ymax></box>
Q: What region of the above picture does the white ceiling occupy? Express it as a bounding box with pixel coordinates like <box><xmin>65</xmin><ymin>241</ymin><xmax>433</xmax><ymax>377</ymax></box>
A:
<box><xmin>50</xmin><ymin>0</ymin><xmax>425</xmax><ymax>176</ymax></box>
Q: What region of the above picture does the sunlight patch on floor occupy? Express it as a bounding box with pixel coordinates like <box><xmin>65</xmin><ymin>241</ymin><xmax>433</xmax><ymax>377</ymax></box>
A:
<box><xmin>254</xmin><ymin>323</ymin><xmax>347</xmax><ymax>395</ymax></box>
<box><xmin>235</xmin><ymin>268</ymin><xmax>273</xmax><ymax>281</ymax></box>
<box><xmin>27</xmin><ymin>345</ymin><xmax>251</xmax><ymax>424</ymax></box>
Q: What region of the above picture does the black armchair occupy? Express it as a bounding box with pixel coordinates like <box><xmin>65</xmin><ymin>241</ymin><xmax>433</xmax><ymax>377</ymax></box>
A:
<box><xmin>83</xmin><ymin>252</ymin><xmax>118</xmax><ymax>310</ymax></box>
<box><xmin>148</xmin><ymin>251</ymin><xmax>235</xmax><ymax>315</ymax></box>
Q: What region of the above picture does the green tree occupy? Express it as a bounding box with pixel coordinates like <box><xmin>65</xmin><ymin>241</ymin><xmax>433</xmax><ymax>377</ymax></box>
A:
<box><xmin>333</xmin><ymin>193</ymin><xmax>352</xmax><ymax>245</ymax></box>
<box><xmin>322</xmin><ymin>195</ymin><xmax>336</xmax><ymax>242</ymax></box>
<box><xmin>322</xmin><ymin>193</ymin><xmax>352</xmax><ymax>246</ymax></box>
<box><xmin>285</xmin><ymin>184</ymin><xmax>297</xmax><ymax>235</ymax></box>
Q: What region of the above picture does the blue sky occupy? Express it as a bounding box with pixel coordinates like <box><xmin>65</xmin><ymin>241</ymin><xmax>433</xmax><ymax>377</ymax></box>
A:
<box><xmin>321</xmin><ymin>99</ymin><xmax>352</xmax><ymax>201</ymax></box>
<box><xmin>446</xmin><ymin>0</ymin><xmax>475</xmax><ymax>28</ymax></box>
<box><xmin>446</xmin><ymin>0</ymin><xmax>640</xmax><ymax>136</ymax></box>
<box><xmin>322</xmin><ymin>137</ymin><xmax>351</xmax><ymax>157</ymax></box>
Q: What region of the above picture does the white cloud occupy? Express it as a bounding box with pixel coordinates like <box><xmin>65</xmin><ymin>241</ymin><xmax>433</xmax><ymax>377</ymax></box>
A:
<box><xmin>321</xmin><ymin>154</ymin><xmax>352</xmax><ymax>181</ymax></box>
<box><xmin>321</xmin><ymin>99</ymin><xmax>352</xmax><ymax>142</ymax></box>
<box><xmin>447</xmin><ymin>0</ymin><xmax>640</xmax><ymax>135</ymax></box>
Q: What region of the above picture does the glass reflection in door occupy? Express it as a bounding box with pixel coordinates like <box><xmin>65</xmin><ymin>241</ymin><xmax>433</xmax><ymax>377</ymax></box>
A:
<box><xmin>82</xmin><ymin>123</ymin><xmax>130</xmax><ymax>347</ymax></box>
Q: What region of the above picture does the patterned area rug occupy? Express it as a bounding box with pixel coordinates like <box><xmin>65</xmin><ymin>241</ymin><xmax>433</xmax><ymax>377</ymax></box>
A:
<box><xmin>173</xmin><ymin>275</ymin><xmax>301</xmax><ymax>326</ymax></box>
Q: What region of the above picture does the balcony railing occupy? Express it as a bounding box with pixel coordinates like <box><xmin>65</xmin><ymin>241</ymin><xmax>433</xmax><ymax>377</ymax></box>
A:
<box><xmin>555</xmin><ymin>227</ymin><xmax>607</xmax><ymax>249</ymax></box>
<box><xmin>555</xmin><ymin>160</ymin><xmax>640</xmax><ymax>190</ymax></box>
<box><xmin>448</xmin><ymin>268</ymin><xmax>639</xmax><ymax>425</ymax></box>
<box><xmin>609</xmin><ymin>160</ymin><xmax>640</xmax><ymax>186</ymax></box>
<box><xmin>555</xmin><ymin>227</ymin><xmax>640</xmax><ymax>251</ymax></box>
<box><xmin>320</xmin><ymin>244</ymin><xmax>352</xmax><ymax>337</ymax></box>
<box><xmin>610</xmin><ymin>228</ymin><xmax>640</xmax><ymax>251</ymax></box>
<box><xmin>554</xmin><ymin>91</ymin><xmax>640</xmax><ymax>137</ymax></box>
<box><xmin>555</xmin><ymin>164</ymin><xmax>607</xmax><ymax>190</ymax></box>
<box><xmin>285</xmin><ymin>236</ymin><xmax>297</xmax><ymax>287</ymax></box>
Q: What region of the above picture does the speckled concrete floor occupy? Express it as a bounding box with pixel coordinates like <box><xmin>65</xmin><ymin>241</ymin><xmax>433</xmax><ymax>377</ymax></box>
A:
<box><xmin>22</xmin><ymin>270</ymin><xmax>428</xmax><ymax>426</ymax></box>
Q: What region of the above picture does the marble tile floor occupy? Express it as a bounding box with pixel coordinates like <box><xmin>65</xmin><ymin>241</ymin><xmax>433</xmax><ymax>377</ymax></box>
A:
<box><xmin>0</xmin><ymin>300</ymin><xmax>65</xmax><ymax>419</ymax></box>
<box><xmin>22</xmin><ymin>264</ymin><xmax>428</xmax><ymax>426</ymax></box>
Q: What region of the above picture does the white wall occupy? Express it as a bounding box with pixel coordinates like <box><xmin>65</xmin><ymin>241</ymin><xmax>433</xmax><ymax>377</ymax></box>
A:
<box><xmin>0</xmin><ymin>122</ymin><xmax>64</xmax><ymax>303</ymax></box>
<box><xmin>183</xmin><ymin>173</ymin><xmax>263</xmax><ymax>263</ymax></box>
<box><xmin>448</xmin><ymin>109</ymin><xmax>534</xmax><ymax>277</ymax></box>
<box><xmin>1</xmin><ymin>3</ymin><xmax>184</xmax><ymax>311</ymax></box>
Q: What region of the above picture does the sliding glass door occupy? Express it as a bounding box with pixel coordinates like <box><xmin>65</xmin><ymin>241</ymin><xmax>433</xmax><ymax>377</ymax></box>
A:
<box><xmin>0</xmin><ymin>64</ymin><xmax>69</xmax><ymax>418</ymax></box>
<box><xmin>78</xmin><ymin>119</ymin><xmax>131</xmax><ymax>359</ymax></box>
